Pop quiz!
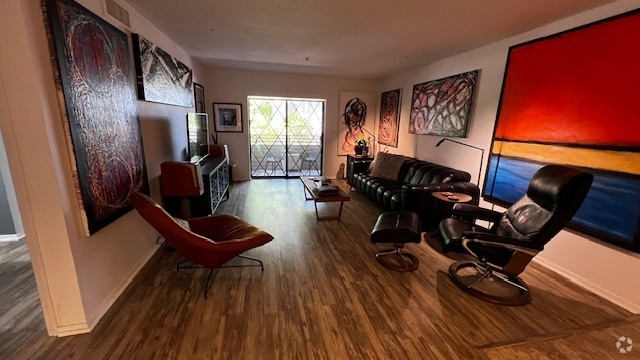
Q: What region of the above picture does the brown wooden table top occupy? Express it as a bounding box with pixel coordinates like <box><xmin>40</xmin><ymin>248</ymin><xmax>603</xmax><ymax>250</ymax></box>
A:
<box><xmin>300</xmin><ymin>177</ymin><xmax>350</xmax><ymax>202</ymax></box>
<box><xmin>431</xmin><ymin>191</ymin><xmax>472</xmax><ymax>203</ymax></box>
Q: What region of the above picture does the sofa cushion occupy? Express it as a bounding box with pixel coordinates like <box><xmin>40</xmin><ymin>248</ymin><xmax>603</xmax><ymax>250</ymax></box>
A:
<box><xmin>369</xmin><ymin>152</ymin><xmax>405</xmax><ymax>181</ymax></box>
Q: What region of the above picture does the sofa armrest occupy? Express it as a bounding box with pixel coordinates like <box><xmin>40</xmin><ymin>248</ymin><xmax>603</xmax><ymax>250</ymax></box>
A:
<box><xmin>402</xmin><ymin>182</ymin><xmax>480</xmax><ymax>202</ymax></box>
<box><xmin>350</xmin><ymin>159</ymin><xmax>371</xmax><ymax>175</ymax></box>
<box><xmin>348</xmin><ymin>158</ymin><xmax>372</xmax><ymax>186</ymax></box>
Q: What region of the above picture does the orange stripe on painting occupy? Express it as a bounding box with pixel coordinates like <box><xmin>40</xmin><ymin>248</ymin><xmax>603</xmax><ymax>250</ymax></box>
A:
<box><xmin>492</xmin><ymin>141</ymin><xmax>640</xmax><ymax>175</ymax></box>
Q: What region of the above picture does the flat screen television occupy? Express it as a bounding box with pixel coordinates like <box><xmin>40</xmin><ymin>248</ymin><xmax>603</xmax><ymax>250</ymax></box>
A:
<box><xmin>186</xmin><ymin>112</ymin><xmax>209</xmax><ymax>164</ymax></box>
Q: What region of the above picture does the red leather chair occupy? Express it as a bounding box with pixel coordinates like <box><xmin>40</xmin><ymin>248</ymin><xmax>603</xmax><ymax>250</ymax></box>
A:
<box><xmin>130</xmin><ymin>191</ymin><xmax>273</xmax><ymax>299</ymax></box>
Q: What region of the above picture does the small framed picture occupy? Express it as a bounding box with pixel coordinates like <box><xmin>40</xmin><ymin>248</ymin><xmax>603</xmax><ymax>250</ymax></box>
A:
<box><xmin>193</xmin><ymin>83</ymin><xmax>205</xmax><ymax>113</ymax></box>
<box><xmin>213</xmin><ymin>102</ymin><xmax>243</xmax><ymax>132</ymax></box>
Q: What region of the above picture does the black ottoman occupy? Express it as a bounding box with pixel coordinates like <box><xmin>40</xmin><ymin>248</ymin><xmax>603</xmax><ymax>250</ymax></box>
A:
<box><xmin>370</xmin><ymin>212</ymin><xmax>422</xmax><ymax>271</ymax></box>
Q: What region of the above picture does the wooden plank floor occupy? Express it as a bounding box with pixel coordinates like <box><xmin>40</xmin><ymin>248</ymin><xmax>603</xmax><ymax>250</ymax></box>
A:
<box><xmin>3</xmin><ymin>179</ymin><xmax>637</xmax><ymax>359</ymax></box>
<box><xmin>0</xmin><ymin>240</ymin><xmax>46</xmax><ymax>360</ymax></box>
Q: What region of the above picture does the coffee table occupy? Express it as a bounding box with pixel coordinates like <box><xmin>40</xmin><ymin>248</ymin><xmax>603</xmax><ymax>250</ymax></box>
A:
<box><xmin>300</xmin><ymin>177</ymin><xmax>350</xmax><ymax>220</ymax></box>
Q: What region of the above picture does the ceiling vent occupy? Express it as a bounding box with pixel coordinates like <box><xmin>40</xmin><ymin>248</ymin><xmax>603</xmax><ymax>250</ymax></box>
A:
<box><xmin>104</xmin><ymin>0</ymin><xmax>130</xmax><ymax>28</ymax></box>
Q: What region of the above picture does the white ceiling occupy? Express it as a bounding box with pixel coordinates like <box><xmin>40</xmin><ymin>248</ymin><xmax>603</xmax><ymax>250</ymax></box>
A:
<box><xmin>123</xmin><ymin>0</ymin><xmax>616</xmax><ymax>79</ymax></box>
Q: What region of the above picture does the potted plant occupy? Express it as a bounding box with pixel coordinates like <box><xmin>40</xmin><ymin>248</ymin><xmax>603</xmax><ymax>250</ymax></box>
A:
<box><xmin>354</xmin><ymin>134</ymin><xmax>370</xmax><ymax>157</ymax></box>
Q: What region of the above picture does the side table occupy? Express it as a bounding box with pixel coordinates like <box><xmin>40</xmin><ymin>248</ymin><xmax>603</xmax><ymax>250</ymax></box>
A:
<box><xmin>431</xmin><ymin>191</ymin><xmax>473</xmax><ymax>223</ymax></box>
<box><xmin>431</xmin><ymin>192</ymin><xmax>472</xmax><ymax>203</ymax></box>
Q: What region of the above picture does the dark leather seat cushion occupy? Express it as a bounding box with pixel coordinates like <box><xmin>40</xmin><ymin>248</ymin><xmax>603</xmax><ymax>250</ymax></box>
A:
<box><xmin>371</xmin><ymin>212</ymin><xmax>422</xmax><ymax>244</ymax></box>
<box><xmin>438</xmin><ymin>218</ymin><xmax>512</xmax><ymax>266</ymax></box>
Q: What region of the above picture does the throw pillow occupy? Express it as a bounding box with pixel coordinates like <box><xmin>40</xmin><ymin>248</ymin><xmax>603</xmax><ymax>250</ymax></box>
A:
<box><xmin>369</xmin><ymin>152</ymin><xmax>405</xmax><ymax>181</ymax></box>
<box><xmin>367</xmin><ymin>151</ymin><xmax>386</xmax><ymax>173</ymax></box>
<box><xmin>367</xmin><ymin>151</ymin><xmax>388</xmax><ymax>172</ymax></box>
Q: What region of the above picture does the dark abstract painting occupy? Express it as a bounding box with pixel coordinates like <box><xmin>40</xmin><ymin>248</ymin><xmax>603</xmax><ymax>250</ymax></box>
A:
<box><xmin>485</xmin><ymin>9</ymin><xmax>640</xmax><ymax>253</ymax></box>
<box><xmin>378</xmin><ymin>89</ymin><xmax>401</xmax><ymax>147</ymax></box>
<box><xmin>45</xmin><ymin>0</ymin><xmax>149</xmax><ymax>235</ymax></box>
<box><xmin>132</xmin><ymin>34</ymin><xmax>193</xmax><ymax>107</ymax></box>
<box><xmin>338</xmin><ymin>92</ymin><xmax>376</xmax><ymax>155</ymax></box>
<box><xmin>410</xmin><ymin>70</ymin><xmax>478</xmax><ymax>137</ymax></box>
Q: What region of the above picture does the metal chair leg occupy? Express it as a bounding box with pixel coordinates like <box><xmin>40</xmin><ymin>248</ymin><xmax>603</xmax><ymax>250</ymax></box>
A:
<box><xmin>448</xmin><ymin>261</ymin><xmax>532</xmax><ymax>305</ymax></box>
<box><xmin>175</xmin><ymin>255</ymin><xmax>266</xmax><ymax>299</ymax></box>
<box><xmin>466</xmin><ymin>268</ymin><xmax>492</xmax><ymax>289</ymax></box>
<box><xmin>492</xmin><ymin>271</ymin><xmax>530</xmax><ymax>292</ymax></box>
<box><xmin>237</xmin><ymin>254</ymin><xmax>264</xmax><ymax>271</ymax></box>
<box><xmin>176</xmin><ymin>259</ymin><xmax>190</xmax><ymax>272</ymax></box>
<box><xmin>203</xmin><ymin>268</ymin><xmax>219</xmax><ymax>300</ymax></box>
<box><xmin>375</xmin><ymin>247</ymin><xmax>420</xmax><ymax>272</ymax></box>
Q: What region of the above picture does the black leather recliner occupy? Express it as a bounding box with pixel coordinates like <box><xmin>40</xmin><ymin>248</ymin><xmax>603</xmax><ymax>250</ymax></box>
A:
<box><xmin>434</xmin><ymin>165</ymin><xmax>593</xmax><ymax>305</ymax></box>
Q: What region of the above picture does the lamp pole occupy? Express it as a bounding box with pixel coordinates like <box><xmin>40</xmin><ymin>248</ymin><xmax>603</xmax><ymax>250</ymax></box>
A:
<box><xmin>435</xmin><ymin>138</ymin><xmax>485</xmax><ymax>187</ymax></box>
<box><xmin>359</xmin><ymin>126</ymin><xmax>376</xmax><ymax>157</ymax></box>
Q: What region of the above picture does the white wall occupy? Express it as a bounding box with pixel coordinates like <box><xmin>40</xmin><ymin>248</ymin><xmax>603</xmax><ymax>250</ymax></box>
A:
<box><xmin>381</xmin><ymin>0</ymin><xmax>640</xmax><ymax>312</ymax></box>
<box><xmin>203</xmin><ymin>68</ymin><xmax>381</xmax><ymax>180</ymax></box>
<box><xmin>0</xmin><ymin>0</ymin><xmax>204</xmax><ymax>335</ymax></box>
<box><xmin>0</xmin><ymin>131</ymin><xmax>22</xmax><ymax>239</ymax></box>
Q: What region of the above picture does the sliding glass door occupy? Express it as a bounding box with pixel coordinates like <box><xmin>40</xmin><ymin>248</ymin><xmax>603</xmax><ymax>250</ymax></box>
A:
<box><xmin>249</xmin><ymin>97</ymin><xmax>325</xmax><ymax>178</ymax></box>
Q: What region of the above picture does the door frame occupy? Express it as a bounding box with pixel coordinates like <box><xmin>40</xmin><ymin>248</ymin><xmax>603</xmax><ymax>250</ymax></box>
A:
<box><xmin>248</xmin><ymin>96</ymin><xmax>326</xmax><ymax>179</ymax></box>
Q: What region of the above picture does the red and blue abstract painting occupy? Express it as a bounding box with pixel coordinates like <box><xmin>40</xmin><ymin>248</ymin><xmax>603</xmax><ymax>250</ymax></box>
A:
<box><xmin>485</xmin><ymin>9</ymin><xmax>640</xmax><ymax>252</ymax></box>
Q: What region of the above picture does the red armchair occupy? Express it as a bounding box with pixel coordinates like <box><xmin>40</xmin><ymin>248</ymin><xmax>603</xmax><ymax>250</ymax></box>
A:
<box><xmin>131</xmin><ymin>192</ymin><xmax>273</xmax><ymax>298</ymax></box>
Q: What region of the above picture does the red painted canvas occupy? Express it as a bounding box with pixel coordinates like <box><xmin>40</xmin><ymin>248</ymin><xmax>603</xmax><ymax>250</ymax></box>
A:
<box><xmin>45</xmin><ymin>0</ymin><xmax>149</xmax><ymax>235</ymax></box>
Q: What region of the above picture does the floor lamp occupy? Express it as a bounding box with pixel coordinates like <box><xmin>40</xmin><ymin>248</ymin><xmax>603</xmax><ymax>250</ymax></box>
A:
<box><xmin>435</xmin><ymin>138</ymin><xmax>485</xmax><ymax>187</ymax></box>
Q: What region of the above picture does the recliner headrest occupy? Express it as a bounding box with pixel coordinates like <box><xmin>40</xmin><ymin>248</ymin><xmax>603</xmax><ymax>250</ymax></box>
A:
<box><xmin>527</xmin><ymin>165</ymin><xmax>594</xmax><ymax>212</ymax></box>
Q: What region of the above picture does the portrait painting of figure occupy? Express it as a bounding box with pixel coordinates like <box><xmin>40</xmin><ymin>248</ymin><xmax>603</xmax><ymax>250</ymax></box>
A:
<box><xmin>338</xmin><ymin>92</ymin><xmax>377</xmax><ymax>156</ymax></box>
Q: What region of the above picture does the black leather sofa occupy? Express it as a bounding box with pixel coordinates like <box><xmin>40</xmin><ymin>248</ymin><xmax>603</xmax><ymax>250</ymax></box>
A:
<box><xmin>350</xmin><ymin>156</ymin><xmax>480</xmax><ymax>229</ymax></box>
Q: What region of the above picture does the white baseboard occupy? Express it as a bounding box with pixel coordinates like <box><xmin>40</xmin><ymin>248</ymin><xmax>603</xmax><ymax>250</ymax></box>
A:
<box><xmin>56</xmin><ymin>322</ymin><xmax>90</xmax><ymax>337</ymax></box>
<box><xmin>0</xmin><ymin>233</ymin><xmax>25</xmax><ymax>242</ymax></box>
<box><xmin>534</xmin><ymin>257</ymin><xmax>640</xmax><ymax>314</ymax></box>
<box><xmin>85</xmin><ymin>245</ymin><xmax>159</xmax><ymax>330</ymax></box>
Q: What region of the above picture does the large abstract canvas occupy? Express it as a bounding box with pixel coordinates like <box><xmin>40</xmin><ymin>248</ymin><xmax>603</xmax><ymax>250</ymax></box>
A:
<box><xmin>45</xmin><ymin>0</ymin><xmax>149</xmax><ymax>235</ymax></box>
<box><xmin>132</xmin><ymin>34</ymin><xmax>193</xmax><ymax>107</ymax></box>
<box><xmin>485</xmin><ymin>9</ymin><xmax>640</xmax><ymax>252</ymax></box>
<box><xmin>338</xmin><ymin>92</ymin><xmax>377</xmax><ymax>156</ymax></box>
<box><xmin>378</xmin><ymin>89</ymin><xmax>401</xmax><ymax>148</ymax></box>
<box><xmin>409</xmin><ymin>70</ymin><xmax>478</xmax><ymax>137</ymax></box>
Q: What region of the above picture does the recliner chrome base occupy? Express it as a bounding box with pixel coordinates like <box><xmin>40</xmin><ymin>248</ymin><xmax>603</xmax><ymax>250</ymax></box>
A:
<box><xmin>375</xmin><ymin>248</ymin><xmax>419</xmax><ymax>272</ymax></box>
<box><xmin>449</xmin><ymin>260</ymin><xmax>531</xmax><ymax>306</ymax></box>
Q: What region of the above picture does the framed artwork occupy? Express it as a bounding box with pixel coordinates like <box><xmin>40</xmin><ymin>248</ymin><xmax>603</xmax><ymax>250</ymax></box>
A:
<box><xmin>131</xmin><ymin>33</ymin><xmax>193</xmax><ymax>107</ymax></box>
<box><xmin>213</xmin><ymin>103</ymin><xmax>243</xmax><ymax>132</ymax></box>
<box><xmin>378</xmin><ymin>89</ymin><xmax>401</xmax><ymax>148</ymax></box>
<box><xmin>484</xmin><ymin>9</ymin><xmax>640</xmax><ymax>253</ymax></box>
<box><xmin>338</xmin><ymin>92</ymin><xmax>377</xmax><ymax>156</ymax></box>
<box><xmin>194</xmin><ymin>83</ymin><xmax>205</xmax><ymax>113</ymax></box>
<box><xmin>45</xmin><ymin>0</ymin><xmax>149</xmax><ymax>235</ymax></box>
<box><xmin>409</xmin><ymin>70</ymin><xmax>478</xmax><ymax>137</ymax></box>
